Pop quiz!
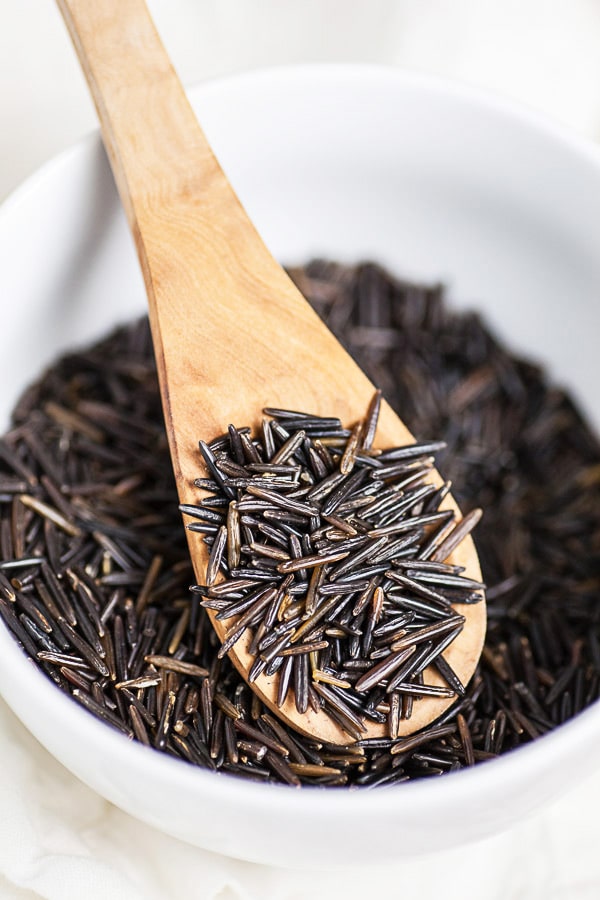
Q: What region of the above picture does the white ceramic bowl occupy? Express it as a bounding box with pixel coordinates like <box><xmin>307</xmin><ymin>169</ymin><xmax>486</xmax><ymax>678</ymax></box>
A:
<box><xmin>1</xmin><ymin>66</ymin><xmax>600</xmax><ymax>867</ymax></box>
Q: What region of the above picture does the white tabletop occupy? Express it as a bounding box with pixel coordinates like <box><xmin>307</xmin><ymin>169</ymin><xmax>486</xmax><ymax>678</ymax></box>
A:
<box><xmin>2</xmin><ymin>2</ymin><xmax>600</xmax><ymax>898</ymax></box>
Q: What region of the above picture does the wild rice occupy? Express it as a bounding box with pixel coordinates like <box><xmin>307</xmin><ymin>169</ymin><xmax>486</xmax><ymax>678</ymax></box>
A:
<box><xmin>0</xmin><ymin>261</ymin><xmax>598</xmax><ymax>786</ymax></box>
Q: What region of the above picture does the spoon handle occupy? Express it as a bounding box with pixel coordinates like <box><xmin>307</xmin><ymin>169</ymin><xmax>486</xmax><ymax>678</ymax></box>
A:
<box><xmin>57</xmin><ymin>0</ymin><xmax>232</xmax><ymax>244</ymax></box>
<box><xmin>56</xmin><ymin>0</ymin><xmax>392</xmax><ymax>488</ymax></box>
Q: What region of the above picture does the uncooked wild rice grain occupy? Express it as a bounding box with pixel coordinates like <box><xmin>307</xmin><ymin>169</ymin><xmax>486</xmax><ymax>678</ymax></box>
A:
<box><xmin>1</xmin><ymin>260</ymin><xmax>599</xmax><ymax>787</ymax></box>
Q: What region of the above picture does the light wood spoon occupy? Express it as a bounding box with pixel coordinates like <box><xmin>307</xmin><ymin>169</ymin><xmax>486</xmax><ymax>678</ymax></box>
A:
<box><xmin>56</xmin><ymin>0</ymin><xmax>486</xmax><ymax>744</ymax></box>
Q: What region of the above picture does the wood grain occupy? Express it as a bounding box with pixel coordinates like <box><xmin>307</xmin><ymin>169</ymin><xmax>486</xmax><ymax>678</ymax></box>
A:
<box><xmin>56</xmin><ymin>0</ymin><xmax>486</xmax><ymax>744</ymax></box>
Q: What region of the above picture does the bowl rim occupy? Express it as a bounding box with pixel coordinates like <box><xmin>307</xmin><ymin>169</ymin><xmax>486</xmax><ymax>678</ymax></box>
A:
<box><xmin>4</xmin><ymin>62</ymin><xmax>600</xmax><ymax>220</ymax></box>
<box><xmin>1</xmin><ymin>61</ymin><xmax>600</xmax><ymax>827</ymax></box>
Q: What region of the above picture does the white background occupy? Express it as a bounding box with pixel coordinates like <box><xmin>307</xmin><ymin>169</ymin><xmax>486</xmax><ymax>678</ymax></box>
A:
<box><xmin>3</xmin><ymin>0</ymin><xmax>600</xmax><ymax>203</ymax></box>
<box><xmin>2</xmin><ymin>2</ymin><xmax>600</xmax><ymax>898</ymax></box>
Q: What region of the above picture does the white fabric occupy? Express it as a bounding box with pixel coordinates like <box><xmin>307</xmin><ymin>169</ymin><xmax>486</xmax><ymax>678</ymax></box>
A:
<box><xmin>2</xmin><ymin>1</ymin><xmax>600</xmax><ymax>896</ymax></box>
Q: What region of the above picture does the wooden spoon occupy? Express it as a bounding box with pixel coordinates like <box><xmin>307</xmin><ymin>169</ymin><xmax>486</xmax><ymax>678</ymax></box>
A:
<box><xmin>56</xmin><ymin>0</ymin><xmax>486</xmax><ymax>744</ymax></box>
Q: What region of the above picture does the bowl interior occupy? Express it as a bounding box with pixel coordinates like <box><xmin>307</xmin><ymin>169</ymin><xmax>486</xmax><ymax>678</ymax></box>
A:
<box><xmin>0</xmin><ymin>65</ymin><xmax>599</xmax><ymax>866</ymax></box>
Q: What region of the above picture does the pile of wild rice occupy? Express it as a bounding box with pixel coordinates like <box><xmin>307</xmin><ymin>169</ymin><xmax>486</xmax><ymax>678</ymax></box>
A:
<box><xmin>189</xmin><ymin>400</ymin><xmax>484</xmax><ymax>738</ymax></box>
<box><xmin>1</xmin><ymin>260</ymin><xmax>599</xmax><ymax>787</ymax></box>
